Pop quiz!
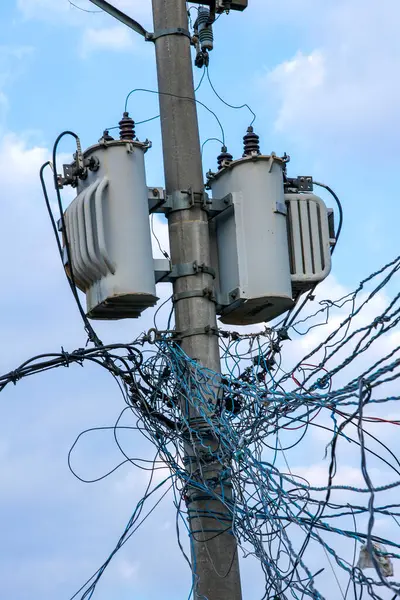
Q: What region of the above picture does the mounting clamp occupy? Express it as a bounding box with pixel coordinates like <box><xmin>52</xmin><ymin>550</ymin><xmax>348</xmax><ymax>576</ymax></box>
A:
<box><xmin>148</xmin><ymin>187</ymin><xmax>232</xmax><ymax>217</ymax></box>
<box><xmin>146</xmin><ymin>28</ymin><xmax>192</xmax><ymax>43</ymax></box>
<box><xmin>173</xmin><ymin>287</ymin><xmax>216</xmax><ymax>304</ymax></box>
<box><xmin>153</xmin><ymin>259</ymin><xmax>215</xmax><ymax>284</ymax></box>
<box><xmin>170</xmin><ymin>261</ymin><xmax>216</xmax><ymax>281</ymax></box>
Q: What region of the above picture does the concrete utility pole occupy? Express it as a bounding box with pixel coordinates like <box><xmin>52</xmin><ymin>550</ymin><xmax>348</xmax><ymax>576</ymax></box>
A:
<box><xmin>88</xmin><ymin>0</ymin><xmax>243</xmax><ymax>596</ymax></box>
<box><xmin>151</xmin><ymin>2</ymin><xmax>242</xmax><ymax>598</ymax></box>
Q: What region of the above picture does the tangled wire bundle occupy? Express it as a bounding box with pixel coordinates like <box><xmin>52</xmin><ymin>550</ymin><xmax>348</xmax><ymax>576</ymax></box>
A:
<box><xmin>1</xmin><ymin>255</ymin><xmax>400</xmax><ymax>600</ymax></box>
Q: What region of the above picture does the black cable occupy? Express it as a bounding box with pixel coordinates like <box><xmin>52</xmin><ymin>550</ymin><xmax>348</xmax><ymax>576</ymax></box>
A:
<box><xmin>67</xmin><ymin>0</ymin><xmax>102</xmax><ymax>12</ymax></box>
<box><xmin>201</xmin><ymin>137</ymin><xmax>224</xmax><ymax>156</ymax></box>
<box><xmin>43</xmin><ymin>132</ymin><xmax>104</xmax><ymax>348</ymax></box>
<box><xmin>124</xmin><ymin>86</ymin><xmax>226</xmax><ymax>144</ymax></box>
<box><xmin>151</xmin><ymin>213</ymin><xmax>170</xmax><ymax>259</ymax></box>
<box><xmin>314</xmin><ymin>181</ymin><xmax>344</xmax><ymax>253</ymax></box>
<box><xmin>206</xmin><ymin>66</ymin><xmax>257</xmax><ymax>126</ymax></box>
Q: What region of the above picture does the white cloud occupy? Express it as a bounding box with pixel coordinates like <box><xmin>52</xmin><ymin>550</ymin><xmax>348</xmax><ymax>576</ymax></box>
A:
<box><xmin>262</xmin><ymin>0</ymin><xmax>400</xmax><ymax>150</ymax></box>
<box><xmin>81</xmin><ymin>24</ymin><xmax>135</xmax><ymax>55</ymax></box>
<box><xmin>17</xmin><ymin>0</ymin><xmax>152</xmax><ymax>55</ymax></box>
<box><xmin>109</xmin><ymin>0</ymin><xmax>152</xmax><ymax>23</ymax></box>
<box><xmin>0</xmin><ymin>45</ymin><xmax>35</xmax><ymax>129</ymax></box>
<box><xmin>117</xmin><ymin>559</ymin><xmax>140</xmax><ymax>580</ymax></box>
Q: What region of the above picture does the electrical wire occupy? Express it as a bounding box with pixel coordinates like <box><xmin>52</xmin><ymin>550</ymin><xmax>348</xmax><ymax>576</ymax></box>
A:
<box><xmin>206</xmin><ymin>65</ymin><xmax>257</xmax><ymax>126</ymax></box>
<box><xmin>41</xmin><ymin>133</ymin><xmax>104</xmax><ymax>348</ymax></box>
<box><xmin>25</xmin><ymin>153</ymin><xmax>400</xmax><ymax>598</ymax></box>
<box><xmin>124</xmin><ymin>87</ymin><xmax>226</xmax><ymax>145</ymax></box>
<box><xmin>314</xmin><ymin>181</ymin><xmax>344</xmax><ymax>253</ymax></box>
<box><xmin>67</xmin><ymin>0</ymin><xmax>102</xmax><ymax>12</ymax></box>
<box><xmin>201</xmin><ymin>137</ymin><xmax>224</xmax><ymax>155</ymax></box>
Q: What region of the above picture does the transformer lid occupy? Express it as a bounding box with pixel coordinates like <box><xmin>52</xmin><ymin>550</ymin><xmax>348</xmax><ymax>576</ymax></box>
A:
<box><xmin>207</xmin><ymin>154</ymin><xmax>286</xmax><ymax>184</ymax></box>
<box><xmin>83</xmin><ymin>138</ymin><xmax>151</xmax><ymax>158</ymax></box>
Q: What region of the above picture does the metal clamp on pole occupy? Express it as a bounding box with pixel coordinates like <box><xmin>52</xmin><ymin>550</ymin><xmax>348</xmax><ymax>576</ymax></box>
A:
<box><xmin>148</xmin><ymin>188</ymin><xmax>227</xmax><ymax>216</ymax></box>
<box><xmin>174</xmin><ymin>325</ymin><xmax>219</xmax><ymax>341</ymax></box>
<box><xmin>173</xmin><ymin>287</ymin><xmax>216</xmax><ymax>304</ymax></box>
<box><xmin>146</xmin><ymin>28</ymin><xmax>193</xmax><ymax>43</ymax></box>
<box><xmin>169</xmin><ymin>261</ymin><xmax>215</xmax><ymax>281</ymax></box>
<box><xmin>167</xmin><ymin>188</ymin><xmax>210</xmax><ymax>213</ymax></box>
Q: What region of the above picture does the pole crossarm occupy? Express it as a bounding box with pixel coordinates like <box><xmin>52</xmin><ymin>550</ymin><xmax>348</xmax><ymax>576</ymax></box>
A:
<box><xmin>88</xmin><ymin>0</ymin><xmax>149</xmax><ymax>38</ymax></box>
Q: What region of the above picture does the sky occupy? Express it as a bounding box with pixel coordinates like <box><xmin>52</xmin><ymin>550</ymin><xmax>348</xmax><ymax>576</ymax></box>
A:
<box><xmin>0</xmin><ymin>0</ymin><xmax>399</xmax><ymax>599</ymax></box>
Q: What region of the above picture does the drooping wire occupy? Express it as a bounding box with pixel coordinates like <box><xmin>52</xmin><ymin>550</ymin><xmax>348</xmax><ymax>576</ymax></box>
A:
<box><xmin>314</xmin><ymin>181</ymin><xmax>344</xmax><ymax>253</ymax></box>
<box><xmin>206</xmin><ymin>65</ymin><xmax>257</xmax><ymax>126</ymax></box>
<box><xmin>124</xmin><ymin>86</ymin><xmax>226</xmax><ymax>145</ymax></box>
<box><xmin>8</xmin><ymin>162</ymin><xmax>400</xmax><ymax>600</ymax></box>
<box><xmin>67</xmin><ymin>0</ymin><xmax>102</xmax><ymax>13</ymax></box>
<box><xmin>40</xmin><ymin>132</ymin><xmax>104</xmax><ymax>348</ymax></box>
<box><xmin>201</xmin><ymin>137</ymin><xmax>224</xmax><ymax>156</ymax></box>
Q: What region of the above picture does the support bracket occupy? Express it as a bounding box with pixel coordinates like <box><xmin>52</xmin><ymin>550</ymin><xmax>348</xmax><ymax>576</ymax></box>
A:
<box><xmin>154</xmin><ymin>259</ymin><xmax>215</xmax><ymax>283</ymax></box>
<box><xmin>207</xmin><ymin>193</ymin><xmax>233</xmax><ymax>218</ymax></box>
<box><xmin>148</xmin><ymin>187</ymin><xmax>166</xmax><ymax>213</ymax></box>
<box><xmin>146</xmin><ymin>28</ymin><xmax>192</xmax><ymax>43</ymax></box>
<box><xmin>170</xmin><ymin>261</ymin><xmax>215</xmax><ymax>281</ymax></box>
<box><xmin>173</xmin><ymin>287</ymin><xmax>216</xmax><ymax>304</ymax></box>
<box><xmin>148</xmin><ymin>187</ymin><xmax>232</xmax><ymax>217</ymax></box>
<box><xmin>174</xmin><ymin>325</ymin><xmax>219</xmax><ymax>341</ymax></box>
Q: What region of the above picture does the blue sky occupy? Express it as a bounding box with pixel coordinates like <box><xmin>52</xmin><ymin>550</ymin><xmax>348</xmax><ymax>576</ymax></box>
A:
<box><xmin>0</xmin><ymin>0</ymin><xmax>399</xmax><ymax>599</ymax></box>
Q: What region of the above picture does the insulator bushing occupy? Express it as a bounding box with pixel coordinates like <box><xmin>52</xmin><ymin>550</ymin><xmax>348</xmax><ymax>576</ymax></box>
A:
<box><xmin>119</xmin><ymin>112</ymin><xmax>135</xmax><ymax>141</ymax></box>
<box><xmin>243</xmin><ymin>126</ymin><xmax>261</xmax><ymax>156</ymax></box>
<box><xmin>99</xmin><ymin>129</ymin><xmax>114</xmax><ymax>143</ymax></box>
<box><xmin>197</xmin><ymin>7</ymin><xmax>214</xmax><ymax>52</ymax></box>
<box><xmin>217</xmin><ymin>146</ymin><xmax>233</xmax><ymax>170</ymax></box>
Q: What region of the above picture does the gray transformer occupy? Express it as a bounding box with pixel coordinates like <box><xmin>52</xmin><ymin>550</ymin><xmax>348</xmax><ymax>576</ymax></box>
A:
<box><xmin>209</xmin><ymin>155</ymin><xmax>333</xmax><ymax>326</ymax></box>
<box><xmin>64</xmin><ymin>139</ymin><xmax>158</xmax><ymax>319</ymax></box>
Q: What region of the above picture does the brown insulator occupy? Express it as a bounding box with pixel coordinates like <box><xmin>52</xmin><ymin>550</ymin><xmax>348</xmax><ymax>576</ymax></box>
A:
<box><xmin>217</xmin><ymin>146</ymin><xmax>233</xmax><ymax>170</ymax></box>
<box><xmin>119</xmin><ymin>112</ymin><xmax>135</xmax><ymax>141</ymax></box>
<box><xmin>243</xmin><ymin>126</ymin><xmax>260</xmax><ymax>156</ymax></box>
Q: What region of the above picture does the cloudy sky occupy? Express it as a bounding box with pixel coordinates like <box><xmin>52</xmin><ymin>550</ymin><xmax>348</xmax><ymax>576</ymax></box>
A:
<box><xmin>0</xmin><ymin>0</ymin><xmax>399</xmax><ymax>599</ymax></box>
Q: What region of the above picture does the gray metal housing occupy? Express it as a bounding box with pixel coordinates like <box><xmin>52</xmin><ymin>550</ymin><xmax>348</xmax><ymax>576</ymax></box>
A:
<box><xmin>64</xmin><ymin>140</ymin><xmax>158</xmax><ymax>319</ymax></box>
<box><xmin>209</xmin><ymin>157</ymin><xmax>333</xmax><ymax>326</ymax></box>
<box><xmin>209</xmin><ymin>155</ymin><xmax>295</xmax><ymax>325</ymax></box>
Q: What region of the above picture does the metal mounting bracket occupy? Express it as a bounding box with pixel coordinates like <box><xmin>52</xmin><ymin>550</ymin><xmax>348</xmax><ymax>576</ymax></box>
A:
<box><xmin>173</xmin><ymin>287</ymin><xmax>216</xmax><ymax>303</ymax></box>
<box><xmin>148</xmin><ymin>187</ymin><xmax>166</xmax><ymax>213</ymax></box>
<box><xmin>174</xmin><ymin>325</ymin><xmax>219</xmax><ymax>341</ymax></box>
<box><xmin>154</xmin><ymin>258</ymin><xmax>171</xmax><ymax>283</ymax></box>
<box><xmin>148</xmin><ymin>187</ymin><xmax>210</xmax><ymax>213</ymax></box>
<box><xmin>170</xmin><ymin>261</ymin><xmax>216</xmax><ymax>281</ymax></box>
<box><xmin>216</xmin><ymin>287</ymin><xmax>241</xmax><ymax>309</ymax></box>
<box><xmin>187</xmin><ymin>0</ymin><xmax>248</xmax><ymax>12</ymax></box>
<box><xmin>153</xmin><ymin>259</ymin><xmax>215</xmax><ymax>284</ymax></box>
<box><xmin>285</xmin><ymin>176</ymin><xmax>314</xmax><ymax>193</ymax></box>
<box><xmin>146</xmin><ymin>28</ymin><xmax>192</xmax><ymax>43</ymax></box>
<box><xmin>148</xmin><ymin>188</ymin><xmax>232</xmax><ymax>217</ymax></box>
<box><xmin>207</xmin><ymin>193</ymin><xmax>233</xmax><ymax>218</ymax></box>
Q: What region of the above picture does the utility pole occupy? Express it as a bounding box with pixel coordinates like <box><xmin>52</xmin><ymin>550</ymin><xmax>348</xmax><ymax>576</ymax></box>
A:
<box><xmin>151</xmin><ymin>2</ymin><xmax>242</xmax><ymax>598</ymax></box>
<box><xmin>59</xmin><ymin>1</ymin><xmax>334</xmax><ymax>597</ymax></box>
<box><xmin>84</xmin><ymin>0</ymin><xmax>242</xmax><ymax>596</ymax></box>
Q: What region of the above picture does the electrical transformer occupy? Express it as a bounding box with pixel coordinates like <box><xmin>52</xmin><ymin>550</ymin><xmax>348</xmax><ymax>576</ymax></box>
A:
<box><xmin>209</xmin><ymin>154</ymin><xmax>295</xmax><ymax>325</ymax></box>
<box><xmin>62</xmin><ymin>121</ymin><xmax>158</xmax><ymax>320</ymax></box>
<box><xmin>208</xmin><ymin>145</ymin><xmax>333</xmax><ymax>326</ymax></box>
